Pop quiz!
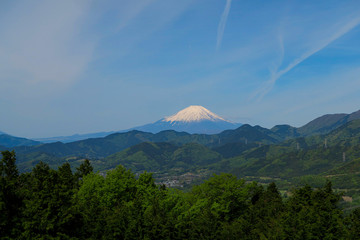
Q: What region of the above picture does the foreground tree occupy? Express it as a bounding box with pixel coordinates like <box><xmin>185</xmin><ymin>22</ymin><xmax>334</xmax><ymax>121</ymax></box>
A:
<box><xmin>1</xmin><ymin>152</ymin><xmax>359</xmax><ymax>239</ymax></box>
<box><xmin>345</xmin><ymin>207</ymin><xmax>360</xmax><ymax>239</ymax></box>
<box><xmin>282</xmin><ymin>182</ymin><xmax>345</xmax><ymax>239</ymax></box>
<box><xmin>21</xmin><ymin>162</ymin><xmax>80</xmax><ymax>239</ymax></box>
<box><xmin>0</xmin><ymin>151</ymin><xmax>22</xmax><ymax>238</ymax></box>
<box><xmin>75</xmin><ymin>159</ymin><xmax>93</xmax><ymax>180</ymax></box>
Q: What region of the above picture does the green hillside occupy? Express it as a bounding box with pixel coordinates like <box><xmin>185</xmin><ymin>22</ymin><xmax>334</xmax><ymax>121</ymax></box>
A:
<box><xmin>298</xmin><ymin>109</ymin><xmax>360</xmax><ymax>136</ymax></box>
<box><xmin>102</xmin><ymin>142</ymin><xmax>221</xmax><ymax>173</ymax></box>
<box><xmin>0</xmin><ymin>134</ymin><xmax>41</xmax><ymax>147</ymax></box>
<box><xmin>325</xmin><ymin>119</ymin><xmax>360</xmax><ymax>146</ymax></box>
<box><xmin>3</xmin><ymin>151</ymin><xmax>360</xmax><ymax>240</ymax></box>
<box><xmin>14</xmin><ymin>124</ymin><xmax>285</xmax><ymax>164</ymax></box>
<box><xmin>270</xmin><ymin>124</ymin><xmax>300</xmax><ymax>139</ymax></box>
<box><xmin>212</xmin><ymin>142</ymin><xmax>258</xmax><ymax>158</ymax></box>
<box><xmin>103</xmin><ymin>142</ymin><xmax>177</xmax><ymax>171</ymax></box>
<box><xmin>12</xmin><ymin>117</ymin><xmax>360</xmax><ymax>201</ymax></box>
<box><xmin>298</xmin><ymin>113</ymin><xmax>348</xmax><ymax>136</ymax></box>
<box><xmin>217</xmin><ymin>124</ymin><xmax>281</xmax><ymax>145</ymax></box>
<box><xmin>219</xmin><ymin>144</ymin><xmax>359</xmax><ymax>179</ymax></box>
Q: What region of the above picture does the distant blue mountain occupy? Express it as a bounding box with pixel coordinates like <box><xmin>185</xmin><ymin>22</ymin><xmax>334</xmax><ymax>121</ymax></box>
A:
<box><xmin>34</xmin><ymin>131</ymin><xmax>116</xmax><ymax>143</ymax></box>
<box><xmin>134</xmin><ymin>119</ymin><xmax>241</xmax><ymax>134</ymax></box>
<box><xmin>131</xmin><ymin>105</ymin><xmax>242</xmax><ymax>134</ymax></box>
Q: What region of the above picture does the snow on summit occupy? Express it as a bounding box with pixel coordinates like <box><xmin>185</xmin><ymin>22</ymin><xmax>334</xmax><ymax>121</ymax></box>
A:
<box><xmin>164</xmin><ymin>105</ymin><xmax>228</xmax><ymax>123</ymax></box>
<box><xmin>129</xmin><ymin>105</ymin><xmax>241</xmax><ymax>134</ymax></box>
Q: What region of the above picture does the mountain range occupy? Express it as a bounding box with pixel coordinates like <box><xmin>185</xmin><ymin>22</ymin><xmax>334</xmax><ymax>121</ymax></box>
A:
<box><xmin>33</xmin><ymin>105</ymin><xmax>241</xmax><ymax>143</ymax></box>
<box><xmin>9</xmin><ymin>119</ymin><xmax>360</xmax><ymax>193</ymax></box>
<box><xmin>95</xmin><ymin>119</ymin><xmax>360</xmax><ymax>193</ymax></box>
<box><xmin>0</xmin><ymin>106</ymin><xmax>359</xmax><ymax>150</ymax></box>
<box><xmin>1</xmin><ymin>106</ymin><xmax>360</xmax><ymax>184</ymax></box>
<box><xmin>3</xmin><ymin>105</ymin><xmax>358</xmax><ymax>145</ymax></box>
<box><xmin>9</xmin><ymin>117</ymin><xmax>360</xmax><ymax>175</ymax></box>
<box><xmin>3</xmin><ymin>106</ymin><xmax>360</xmax><ymax>209</ymax></box>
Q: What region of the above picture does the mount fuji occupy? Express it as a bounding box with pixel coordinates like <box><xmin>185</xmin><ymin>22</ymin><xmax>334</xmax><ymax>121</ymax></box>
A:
<box><xmin>36</xmin><ymin>106</ymin><xmax>242</xmax><ymax>143</ymax></box>
<box><xmin>131</xmin><ymin>105</ymin><xmax>242</xmax><ymax>134</ymax></box>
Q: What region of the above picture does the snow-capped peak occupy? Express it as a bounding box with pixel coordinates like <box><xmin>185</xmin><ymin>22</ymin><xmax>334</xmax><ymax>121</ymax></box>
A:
<box><xmin>163</xmin><ymin>105</ymin><xmax>229</xmax><ymax>123</ymax></box>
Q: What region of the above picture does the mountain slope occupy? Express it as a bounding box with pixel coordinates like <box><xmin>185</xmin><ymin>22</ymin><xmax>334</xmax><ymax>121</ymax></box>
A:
<box><xmin>211</xmin><ymin>119</ymin><xmax>360</xmax><ymax>180</ymax></box>
<box><xmin>298</xmin><ymin>109</ymin><xmax>360</xmax><ymax>136</ymax></box>
<box><xmin>218</xmin><ymin>124</ymin><xmax>281</xmax><ymax>145</ymax></box>
<box><xmin>0</xmin><ymin>134</ymin><xmax>41</xmax><ymax>148</ymax></box>
<box><xmin>103</xmin><ymin>142</ymin><xmax>177</xmax><ymax>171</ymax></box>
<box><xmin>14</xmin><ymin>112</ymin><xmax>360</xmax><ymax>193</ymax></box>
<box><xmin>96</xmin><ymin>119</ymin><xmax>360</xmax><ymax>187</ymax></box>
<box><xmin>34</xmin><ymin>131</ymin><xmax>115</xmax><ymax>143</ymax></box>
<box><xmin>15</xmin><ymin>124</ymin><xmax>283</xmax><ymax>170</ymax></box>
<box><xmin>271</xmin><ymin>125</ymin><xmax>300</xmax><ymax>139</ymax></box>
<box><xmin>102</xmin><ymin>142</ymin><xmax>222</xmax><ymax>172</ymax></box>
<box><xmin>212</xmin><ymin>142</ymin><xmax>258</xmax><ymax>158</ymax></box>
<box><xmin>323</xmin><ymin>119</ymin><xmax>360</xmax><ymax>146</ymax></box>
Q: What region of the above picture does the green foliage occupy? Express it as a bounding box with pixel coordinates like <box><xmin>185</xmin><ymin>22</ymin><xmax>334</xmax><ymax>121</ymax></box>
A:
<box><xmin>248</xmin><ymin>182</ymin><xmax>285</xmax><ymax>239</ymax></box>
<box><xmin>20</xmin><ymin>161</ymin><xmax>79</xmax><ymax>239</ymax></box>
<box><xmin>292</xmin><ymin>175</ymin><xmax>328</xmax><ymax>188</ymax></box>
<box><xmin>75</xmin><ymin>158</ymin><xmax>93</xmax><ymax>179</ymax></box>
<box><xmin>212</xmin><ymin>142</ymin><xmax>258</xmax><ymax>158</ymax></box>
<box><xmin>282</xmin><ymin>182</ymin><xmax>345</xmax><ymax>239</ymax></box>
<box><xmin>271</xmin><ymin>124</ymin><xmax>300</xmax><ymax>139</ymax></box>
<box><xmin>13</xmin><ymin>123</ymin><xmax>291</xmax><ymax>172</ymax></box>
<box><xmin>5</xmin><ymin>145</ymin><xmax>360</xmax><ymax>239</ymax></box>
<box><xmin>345</xmin><ymin>208</ymin><xmax>360</xmax><ymax>239</ymax></box>
<box><xmin>0</xmin><ymin>151</ymin><xmax>22</xmax><ymax>238</ymax></box>
<box><xmin>297</xmin><ymin>113</ymin><xmax>348</xmax><ymax>136</ymax></box>
<box><xmin>103</xmin><ymin>142</ymin><xmax>221</xmax><ymax>173</ymax></box>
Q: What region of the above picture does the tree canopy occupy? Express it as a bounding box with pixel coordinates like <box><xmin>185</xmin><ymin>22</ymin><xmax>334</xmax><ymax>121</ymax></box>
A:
<box><xmin>1</xmin><ymin>150</ymin><xmax>360</xmax><ymax>239</ymax></box>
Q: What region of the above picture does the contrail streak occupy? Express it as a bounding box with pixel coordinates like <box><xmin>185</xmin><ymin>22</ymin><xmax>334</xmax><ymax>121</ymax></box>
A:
<box><xmin>216</xmin><ymin>0</ymin><xmax>232</xmax><ymax>51</ymax></box>
<box><xmin>254</xmin><ymin>16</ymin><xmax>360</xmax><ymax>100</ymax></box>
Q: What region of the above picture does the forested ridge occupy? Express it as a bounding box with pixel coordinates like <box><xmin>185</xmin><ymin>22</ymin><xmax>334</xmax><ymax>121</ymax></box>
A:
<box><xmin>1</xmin><ymin>151</ymin><xmax>360</xmax><ymax>239</ymax></box>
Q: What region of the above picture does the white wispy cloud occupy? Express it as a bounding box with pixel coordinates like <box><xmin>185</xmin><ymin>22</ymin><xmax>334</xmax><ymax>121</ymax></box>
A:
<box><xmin>0</xmin><ymin>0</ymin><xmax>96</xmax><ymax>98</ymax></box>
<box><xmin>216</xmin><ymin>0</ymin><xmax>232</xmax><ymax>50</ymax></box>
<box><xmin>253</xmin><ymin>16</ymin><xmax>360</xmax><ymax>100</ymax></box>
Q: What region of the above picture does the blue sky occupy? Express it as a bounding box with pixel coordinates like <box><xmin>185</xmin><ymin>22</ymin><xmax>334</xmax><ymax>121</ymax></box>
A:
<box><xmin>1</xmin><ymin>0</ymin><xmax>360</xmax><ymax>138</ymax></box>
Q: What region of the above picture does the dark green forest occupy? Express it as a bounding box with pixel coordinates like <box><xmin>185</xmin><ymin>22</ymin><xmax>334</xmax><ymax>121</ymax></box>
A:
<box><xmin>2</xmin><ymin>151</ymin><xmax>360</xmax><ymax>239</ymax></box>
